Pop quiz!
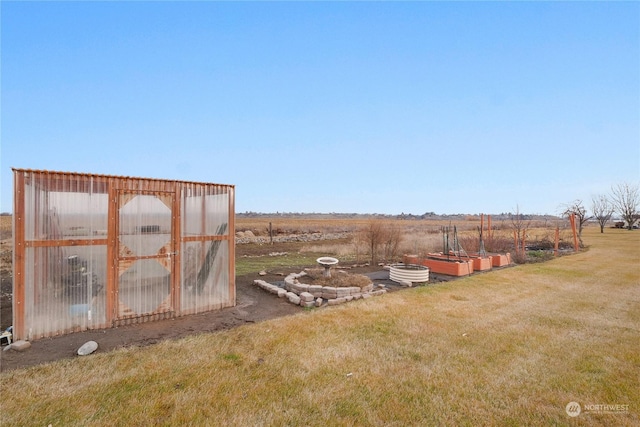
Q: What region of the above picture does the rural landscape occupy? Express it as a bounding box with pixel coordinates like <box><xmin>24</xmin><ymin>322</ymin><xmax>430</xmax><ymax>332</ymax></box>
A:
<box><xmin>0</xmin><ymin>210</ymin><xmax>638</xmax><ymax>425</ymax></box>
<box><xmin>2</xmin><ymin>1</ymin><xmax>638</xmax><ymax>425</ymax></box>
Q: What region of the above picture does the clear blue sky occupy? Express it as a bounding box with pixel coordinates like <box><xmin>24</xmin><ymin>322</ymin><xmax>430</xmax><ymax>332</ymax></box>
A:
<box><xmin>2</xmin><ymin>1</ymin><xmax>638</xmax><ymax>215</ymax></box>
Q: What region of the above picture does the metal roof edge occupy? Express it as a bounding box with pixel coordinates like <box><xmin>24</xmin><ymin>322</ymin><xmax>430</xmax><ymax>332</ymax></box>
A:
<box><xmin>11</xmin><ymin>167</ymin><xmax>235</xmax><ymax>188</ymax></box>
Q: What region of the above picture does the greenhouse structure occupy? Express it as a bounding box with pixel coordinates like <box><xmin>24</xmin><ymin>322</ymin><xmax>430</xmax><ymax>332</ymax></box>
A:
<box><xmin>12</xmin><ymin>168</ymin><xmax>235</xmax><ymax>341</ymax></box>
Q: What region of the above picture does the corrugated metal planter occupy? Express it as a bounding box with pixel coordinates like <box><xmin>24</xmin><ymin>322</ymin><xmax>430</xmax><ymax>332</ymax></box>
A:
<box><xmin>389</xmin><ymin>264</ymin><xmax>430</xmax><ymax>284</ymax></box>
<box><xmin>12</xmin><ymin>169</ymin><xmax>235</xmax><ymax>341</ymax></box>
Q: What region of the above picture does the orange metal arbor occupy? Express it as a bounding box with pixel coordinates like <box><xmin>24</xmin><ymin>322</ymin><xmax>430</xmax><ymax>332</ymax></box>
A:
<box><xmin>12</xmin><ymin>169</ymin><xmax>235</xmax><ymax>340</ymax></box>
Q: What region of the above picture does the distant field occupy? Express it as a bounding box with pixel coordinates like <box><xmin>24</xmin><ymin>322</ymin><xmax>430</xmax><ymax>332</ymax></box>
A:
<box><xmin>0</xmin><ymin>216</ymin><xmax>10</xmax><ymax>240</ymax></box>
<box><xmin>236</xmin><ymin>214</ymin><xmax>575</xmax><ymax>259</ymax></box>
<box><xmin>1</xmin><ymin>213</ymin><xmax>575</xmax><ymax>262</ymax></box>
<box><xmin>0</xmin><ymin>213</ymin><xmax>559</xmax><ymax>237</ymax></box>
<box><xmin>236</xmin><ymin>215</ymin><xmax>505</xmax><ymax>235</ymax></box>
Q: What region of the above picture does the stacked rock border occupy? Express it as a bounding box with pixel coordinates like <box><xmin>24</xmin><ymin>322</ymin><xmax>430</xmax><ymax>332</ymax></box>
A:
<box><xmin>254</xmin><ymin>271</ymin><xmax>387</xmax><ymax>308</ymax></box>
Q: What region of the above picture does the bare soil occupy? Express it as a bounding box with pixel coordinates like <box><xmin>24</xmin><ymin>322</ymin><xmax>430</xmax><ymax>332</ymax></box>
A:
<box><xmin>0</xmin><ymin>239</ymin><xmax>395</xmax><ymax>372</ymax></box>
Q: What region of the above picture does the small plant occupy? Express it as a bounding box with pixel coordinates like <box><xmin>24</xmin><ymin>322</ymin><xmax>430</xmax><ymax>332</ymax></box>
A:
<box><xmin>526</xmin><ymin>250</ymin><xmax>554</xmax><ymax>263</ymax></box>
<box><xmin>221</xmin><ymin>353</ymin><xmax>242</xmax><ymax>364</ymax></box>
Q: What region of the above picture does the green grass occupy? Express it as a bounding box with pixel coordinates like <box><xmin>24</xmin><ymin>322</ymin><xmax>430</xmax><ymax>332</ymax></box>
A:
<box><xmin>2</xmin><ymin>228</ymin><xmax>639</xmax><ymax>426</ymax></box>
<box><xmin>235</xmin><ymin>252</ymin><xmax>321</xmax><ymax>276</ymax></box>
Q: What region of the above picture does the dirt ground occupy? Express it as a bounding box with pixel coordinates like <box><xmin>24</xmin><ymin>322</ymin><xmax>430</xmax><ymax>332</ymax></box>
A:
<box><xmin>0</xmin><ymin>238</ymin><xmax>404</xmax><ymax>372</ymax></box>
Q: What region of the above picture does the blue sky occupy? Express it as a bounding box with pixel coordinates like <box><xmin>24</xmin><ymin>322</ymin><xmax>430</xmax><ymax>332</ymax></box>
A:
<box><xmin>2</xmin><ymin>1</ymin><xmax>638</xmax><ymax>215</ymax></box>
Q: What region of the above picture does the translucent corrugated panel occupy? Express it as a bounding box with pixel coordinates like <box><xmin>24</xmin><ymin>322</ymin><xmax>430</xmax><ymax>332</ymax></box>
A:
<box><xmin>180</xmin><ymin>240</ymin><xmax>229</xmax><ymax>313</ymax></box>
<box><xmin>182</xmin><ymin>186</ymin><xmax>229</xmax><ymax>237</ymax></box>
<box><xmin>23</xmin><ymin>173</ymin><xmax>108</xmax><ymax>241</ymax></box>
<box><xmin>23</xmin><ymin>245</ymin><xmax>107</xmax><ymax>339</ymax></box>
<box><xmin>180</xmin><ymin>184</ymin><xmax>231</xmax><ymax>313</ymax></box>
<box><xmin>118</xmin><ymin>193</ymin><xmax>174</xmax><ymax>317</ymax></box>
<box><xmin>21</xmin><ymin>173</ymin><xmax>108</xmax><ymax>339</ymax></box>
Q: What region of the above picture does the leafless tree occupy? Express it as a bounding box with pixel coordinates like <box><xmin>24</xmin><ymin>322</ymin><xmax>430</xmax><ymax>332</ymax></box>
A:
<box><xmin>562</xmin><ymin>199</ymin><xmax>589</xmax><ymax>245</ymax></box>
<box><xmin>591</xmin><ymin>194</ymin><xmax>614</xmax><ymax>233</ymax></box>
<box><xmin>380</xmin><ymin>224</ymin><xmax>403</xmax><ymax>263</ymax></box>
<box><xmin>359</xmin><ymin>220</ymin><xmax>385</xmax><ymax>265</ymax></box>
<box><xmin>357</xmin><ymin>220</ymin><xmax>404</xmax><ymax>264</ymax></box>
<box><xmin>610</xmin><ymin>182</ymin><xmax>640</xmax><ymax>230</ymax></box>
<box><xmin>510</xmin><ymin>205</ymin><xmax>530</xmax><ymax>263</ymax></box>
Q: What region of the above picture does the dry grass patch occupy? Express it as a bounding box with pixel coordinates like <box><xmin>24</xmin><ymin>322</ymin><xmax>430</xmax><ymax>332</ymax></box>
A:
<box><xmin>1</xmin><ymin>228</ymin><xmax>639</xmax><ymax>426</ymax></box>
<box><xmin>303</xmin><ymin>268</ymin><xmax>372</xmax><ymax>288</ymax></box>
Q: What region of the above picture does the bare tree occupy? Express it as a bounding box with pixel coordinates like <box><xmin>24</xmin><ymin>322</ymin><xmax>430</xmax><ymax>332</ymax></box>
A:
<box><xmin>561</xmin><ymin>199</ymin><xmax>589</xmax><ymax>245</ymax></box>
<box><xmin>591</xmin><ymin>194</ymin><xmax>614</xmax><ymax>233</ymax></box>
<box><xmin>610</xmin><ymin>182</ymin><xmax>640</xmax><ymax>230</ymax></box>
<box><xmin>359</xmin><ymin>220</ymin><xmax>386</xmax><ymax>265</ymax></box>
<box><xmin>380</xmin><ymin>224</ymin><xmax>403</xmax><ymax>263</ymax></box>
<box><xmin>510</xmin><ymin>205</ymin><xmax>530</xmax><ymax>263</ymax></box>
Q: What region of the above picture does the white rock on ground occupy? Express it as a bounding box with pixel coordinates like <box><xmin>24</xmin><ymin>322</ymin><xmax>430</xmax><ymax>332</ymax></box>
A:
<box><xmin>78</xmin><ymin>340</ymin><xmax>98</xmax><ymax>356</ymax></box>
<box><xmin>286</xmin><ymin>292</ymin><xmax>301</xmax><ymax>305</ymax></box>
<box><xmin>11</xmin><ymin>340</ymin><xmax>31</xmax><ymax>352</ymax></box>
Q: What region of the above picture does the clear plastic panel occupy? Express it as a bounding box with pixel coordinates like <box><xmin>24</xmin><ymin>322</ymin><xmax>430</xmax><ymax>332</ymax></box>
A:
<box><xmin>118</xmin><ymin>193</ymin><xmax>173</xmax><ymax>316</ymax></box>
<box><xmin>23</xmin><ymin>173</ymin><xmax>108</xmax><ymax>240</ymax></box>
<box><xmin>118</xmin><ymin>259</ymin><xmax>171</xmax><ymax>316</ymax></box>
<box><xmin>181</xmin><ymin>240</ymin><xmax>229</xmax><ymax>312</ymax></box>
<box><xmin>182</xmin><ymin>185</ymin><xmax>229</xmax><ymax>237</ymax></box>
<box><xmin>24</xmin><ymin>246</ymin><xmax>107</xmax><ymax>339</ymax></box>
<box><xmin>119</xmin><ymin>194</ymin><xmax>171</xmax><ymax>256</ymax></box>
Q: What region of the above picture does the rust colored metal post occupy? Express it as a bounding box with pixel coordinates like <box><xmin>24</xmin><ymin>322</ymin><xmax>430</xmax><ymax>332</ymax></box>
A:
<box><xmin>172</xmin><ymin>184</ymin><xmax>181</xmax><ymax>314</ymax></box>
<box><xmin>488</xmin><ymin>215</ymin><xmax>492</xmax><ymax>243</ymax></box>
<box><xmin>229</xmin><ymin>186</ymin><xmax>236</xmax><ymax>306</ymax></box>
<box><xmin>13</xmin><ymin>171</ymin><xmax>26</xmax><ymax>340</ymax></box>
<box><xmin>570</xmin><ymin>213</ymin><xmax>579</xmax><ymax>252</ymax></box>
<box><xmin>106</xmin><ymin>180</ymin><xmax>117</xmax><ymax>324</ymax></box>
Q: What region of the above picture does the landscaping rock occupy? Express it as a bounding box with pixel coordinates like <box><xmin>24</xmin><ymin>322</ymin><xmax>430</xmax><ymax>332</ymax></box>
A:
<box><xmin>321</xmin><ymin>291</ymin><xmax>338</xmax><ymax>300</ymax></box>
<box><xmin>286</xmin><ymin>292</ymin><xmax>301</xmax><ymax>305</ymax></box>
<box><xmin>77</xmin><ymin>340</ymin><xmax>98</xmax><ymax>356</ymax></box>
<box><xmin>11</xmin><ymin>340</ymin><xmax>31</xmax><ymax>352</ymax></box>
<box><xmin>308</xmin><ymin>285</ymin><xmax>323</xmax><ymax>297</ymax></box>
<box><xmin>336</xmin><ymin>287</ymin><xmax>353</xmax><ymax>297</ymax></box>
<box><xmin>300</xmin><ymin>292</ymin><xmax>315</xmax><ymax>303</ymax></box>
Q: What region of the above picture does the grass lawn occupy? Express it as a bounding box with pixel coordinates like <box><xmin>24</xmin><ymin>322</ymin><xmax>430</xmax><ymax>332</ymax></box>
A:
<box><xmin>1</xmin><ymin>227</ymin><xmax>638</xmax><ymax>426</ymax></box>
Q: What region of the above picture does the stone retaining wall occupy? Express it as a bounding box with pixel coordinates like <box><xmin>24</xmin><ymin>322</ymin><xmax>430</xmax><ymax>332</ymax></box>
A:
<box><xmin>254</xmin><ymin>271</ymin><xmax>386</xmax><ymax>308</ymax></box>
